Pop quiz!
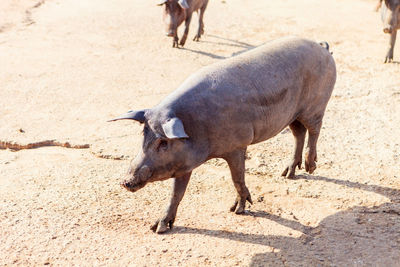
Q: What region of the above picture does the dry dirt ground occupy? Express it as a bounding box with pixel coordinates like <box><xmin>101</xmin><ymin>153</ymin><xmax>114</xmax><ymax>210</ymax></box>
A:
<box><xmin>1</xmin><ymin>0</ymin><xmax>400</xmax><ymax>266</ymax></box>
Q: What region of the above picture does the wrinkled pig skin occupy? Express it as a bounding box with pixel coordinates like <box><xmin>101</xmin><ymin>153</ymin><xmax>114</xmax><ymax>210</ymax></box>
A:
<box><xmin>110</xmin><ymin>37</ymin><xmax>337</xmax><ymax>233</ymax></box>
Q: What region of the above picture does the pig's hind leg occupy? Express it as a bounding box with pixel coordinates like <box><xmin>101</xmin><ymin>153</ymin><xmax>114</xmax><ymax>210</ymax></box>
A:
<box><xmin>384</xmin><ymin>30</ymin><xmax>397</xmax><ymax>63</ymax></box>
<box><xmin>303</xmin><ymin>119</ymin><xmax>323</xmax><ymax>175</ymax></box>
<box><xmin>193</xmin><ymin>4</ymin><xmax>207</xmax><ymax>41</ymax></box>
<box><xmin>282</xmin><ymin>120</ymin><xmax>307</xmax><ymax>179</ymax></box>
<box><xmin>172</xmin><ymin>35</ymin><xmax>179</xmax><ymax>48</ymax></box>
<box><xmin>151</xmin><ymin>172</ymin><xmax>191</xmax><ymax>233</ymax></box>
<box><xmin>223</xmin><ymin>148</ymin><xmax>253</xmax><ymax>214</ymax></box>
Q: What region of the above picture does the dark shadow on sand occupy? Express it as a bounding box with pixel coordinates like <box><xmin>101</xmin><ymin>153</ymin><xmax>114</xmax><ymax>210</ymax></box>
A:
<box><xmin>180</xmin><ymin>34</ymin><xmax>256</xmax><ymax>59</ymax></box>
<box><xmin>170</xmin><ymin>175</ymin><xmax>400</xmax><ymax>266</ymax></box>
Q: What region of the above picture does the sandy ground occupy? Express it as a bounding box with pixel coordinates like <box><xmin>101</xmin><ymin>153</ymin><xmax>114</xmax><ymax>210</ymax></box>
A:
<box><xmin>1</xmin><ymin>0</ymin><xmax>400</xmax><ymax>266</ymax></box>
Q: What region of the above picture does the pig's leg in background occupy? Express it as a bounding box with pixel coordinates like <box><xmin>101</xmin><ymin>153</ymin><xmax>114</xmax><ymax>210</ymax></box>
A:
<box><xmin>282</xmin><ymin>120</ymin><xmax>307</xmax><ymax>179</ymax></box>
<box><xmin>304</xmin><ymin>120</ymin><xmax>322</xmax><ymax>175</ymax></box>
<box><xmin>193</xmin><ymin>4</ymin><xmax>207</xmax><ymax>41</ymax></box>
<box><xmin>385</xmin><ymin>30</ymin><xmax>397</xmax><ymax>63</ymax></box>
<box><xmin>223</xmin><ymin>148</ymin><xmax>253</xmax><ymax>214</ymax></box>
<box><xmin>179</xmin><ymin>14</ymin><xmax>192</xmax><ymax>47</ymax></box>
<box><xmin>173</xmin><ymin>34</ymin><xmax>179</xmax><ymax>48</ymax></box>
<box><xmin>151</xmin><ymin>172</ymin><xmax>191</xmax><ymax>233</ymax></box>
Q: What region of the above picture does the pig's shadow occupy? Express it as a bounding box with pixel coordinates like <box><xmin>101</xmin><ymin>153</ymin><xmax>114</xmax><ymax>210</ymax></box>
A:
<box><xmin>172</xmin><ymin>175</ymin><xmax>400</xmax><ymax>265</ymax></box>
<box><xmin>181</xmin><ymin>34</ymin><xmax>256</xmax><ymax>59</ymax></box>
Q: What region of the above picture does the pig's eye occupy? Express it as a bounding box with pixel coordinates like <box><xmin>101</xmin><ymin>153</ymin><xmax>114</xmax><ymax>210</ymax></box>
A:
<box><xmin>143</xmin><ymin>126</ymin><xmax>149</xmax><ymax>136</ymax></box>
<box><xmin>157</xmin><ymin>139</ymin><xmax>168</xmax><ymax>152</ymax></box>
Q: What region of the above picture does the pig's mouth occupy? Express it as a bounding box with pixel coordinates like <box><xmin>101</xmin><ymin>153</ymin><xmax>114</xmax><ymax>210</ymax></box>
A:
<box><xmin>120</xmin><ymin>173</ymin><xmax>173</xmax><ymax>193</ymax></box>
<box><xmin>120</xmin><ymin>179</ymin><xmax>147</xmax><ymax>193</ymax></box>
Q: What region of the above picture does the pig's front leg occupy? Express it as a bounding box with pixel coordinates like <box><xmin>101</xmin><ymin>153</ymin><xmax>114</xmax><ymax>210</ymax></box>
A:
<box><xmin>223</xmin><ymin>148</ymin><xmax>253</xmax><ymax>214</ymax></box>
<box><xmin>179</xmin><ymin>14</ymin><xmax>192</xmax><ymax>47</ymax></box>
<box><xmin>172</xmin><ymin>35</ymin><xmax>179</xmax><ymax>48</ymax></box>
<box><xmin>151</xmin><ymin>172</ymin><xmax>191</xmax><ymax>233</ymax></box>
<box><xmin>384</xmin><ymin>30</ymin><xmax>397</xmax><ymax>63</ymax></box>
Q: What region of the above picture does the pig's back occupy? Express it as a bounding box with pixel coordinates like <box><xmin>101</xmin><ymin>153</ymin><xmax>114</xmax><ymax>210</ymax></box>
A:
<box><xmin>159</xmin><ymin>37</ymin><xmax>336</xmax><ymax>155</ymax></box>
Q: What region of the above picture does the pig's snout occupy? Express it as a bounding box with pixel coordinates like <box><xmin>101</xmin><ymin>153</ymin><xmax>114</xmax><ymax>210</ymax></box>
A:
<box><xmin>120</xmin><ymin>180</ymin><xmax>133</xmax><ymax>189</ymax></box>
<box><xmin>120</xmin><ymin>165</ymin><xmax>151</xmax><ymax>192</ymax></box>
<box><xmin>383</xmin><ymin>25</ymin><xmax>393</xmax><ymax>34</ymax></box>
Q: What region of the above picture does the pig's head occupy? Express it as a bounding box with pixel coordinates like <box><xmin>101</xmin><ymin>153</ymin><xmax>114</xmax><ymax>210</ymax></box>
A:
<box><xmin>380</xmin><ymin>0</ymin><xmax>400</xmax><ymax>33</ymax></box>
<box><xmin>109</xmin><ymin>109</ymin><xmax>195</xmax><ymax>193</ymax></box>
<box><xmin>157</xmin><ymin>0</ymin><xmax>189</xmax><ymax>37</ymax></box>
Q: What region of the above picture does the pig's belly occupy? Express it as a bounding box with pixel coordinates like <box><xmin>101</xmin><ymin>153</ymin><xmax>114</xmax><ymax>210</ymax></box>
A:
<box><xmin>249</xmin><ymin>108</ymin><xmax>298</xmax><ymax>144</ymax></box>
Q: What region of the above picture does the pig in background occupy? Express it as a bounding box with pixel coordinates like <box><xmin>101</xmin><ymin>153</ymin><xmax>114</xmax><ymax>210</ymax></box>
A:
<box><xmin>110</xmin><ymin>37</ymin><xmax>337</xmax><ymax>234</ymax></box>
<box><xmin>376</xmin><ymin>0</ymin><xmax>400</xmax><ymax>63</ymax></box>
<box><xmin>157</xmin><ymin>0</ymin><xmax>209</xmax><ymax>47</ymax></box>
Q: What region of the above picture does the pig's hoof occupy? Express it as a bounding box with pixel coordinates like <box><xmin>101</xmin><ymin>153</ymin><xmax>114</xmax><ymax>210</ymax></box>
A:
<box><xmin>234</xmin><ymin>206</ymin><xmax>245</xmax><ymax>214</ymax></box>
<box><xmin>230</xmin><ymin>195</ymin><xmax>252</xmax><ymax>214</ymax></box>
<box><xmin>230</xmin><ymin>201</ymin><xmax>245</xmax><ymax>214</ymax></box>
<box><xmin>305</xmin><ymin>151</ymin><xmax>317</xmax><ymax>174</ymax></box>
<box><xmin>305</xmin><ymin>158</ymin><xmax>316</xmax><ymax>174</ymax></box>
<box><xmin>281</xmin><ymin>167</ymin><xmax>295</xmax><ymax>179</ymax></box>
<box><xmin>150</xmin><ymin>219</ymin><xmax>173</xmax><ymax>234</ymax></box>
<box><xmin>281</xmin><ymin>161</ymin><xmax>301</xmax><ymax>179</ymax></box>
<box><xmin>230</xmin><ymin>200</ymin><xmax>238</xmax><ymax>212</ymax></box>
<box><xmin>193</xmin><ymin>35</ymin><xmax>200</xmax><ymax>42</ymax></box>
<box><xmin>384</xmin><ymin>56</ymin><xmax>393</xmax><ymax>63</ymax></box>
<box><xmin>179</xmin><ymin>40</ymin><xmax>186</xmax><ymax>47</ymax></box>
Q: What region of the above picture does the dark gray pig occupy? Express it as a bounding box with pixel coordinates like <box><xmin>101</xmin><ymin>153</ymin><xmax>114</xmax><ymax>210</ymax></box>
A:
<box><xmin>157</xmin><ymin>0</ymin><xmax>209</xmax><ymax>47</ymax></box>
<box><xmin>110</xmin><ymin>37</ymin><xmax>336</xmax><ymax>233</ymax></box>
<box><xmin>376</xmin><ymin>0</ymin><xmax>400</xmax><ymax>62</ymax></box>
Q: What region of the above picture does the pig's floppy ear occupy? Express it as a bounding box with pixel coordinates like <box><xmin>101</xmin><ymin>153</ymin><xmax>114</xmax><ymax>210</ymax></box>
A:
<box><xmin>108</xmin><ymin>110</ymin><xmax>147</xmax><ymax>123</ymax></box>
<box><xmin>157</xmin><ymin>0</ymin><xmax>167</xmax><ymax>6</ymax></box>
<box><xmin>162</xmin><ymin>117</ymin><xmax>189</xmax><ymax>139</ymax></box>
<box><xmin>178</xmin><ymin>0</ymin><xmax>189</xmax><ymax>9</ymax></box>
